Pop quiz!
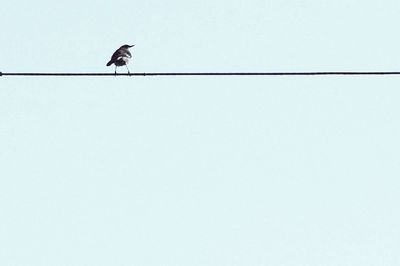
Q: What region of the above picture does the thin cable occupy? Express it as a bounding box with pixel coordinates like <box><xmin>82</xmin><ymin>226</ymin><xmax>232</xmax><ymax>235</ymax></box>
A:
<box><xmin>2</xmin><ymin>71</ymin><xmax>400</xmax><ymax>77</ymax></box>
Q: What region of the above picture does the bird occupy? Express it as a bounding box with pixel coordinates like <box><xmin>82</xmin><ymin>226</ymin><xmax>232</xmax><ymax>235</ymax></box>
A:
<box><xmin>106</xmin><ymin>44</ymin><xmax>135</xmax><ymax>75</ymax></box>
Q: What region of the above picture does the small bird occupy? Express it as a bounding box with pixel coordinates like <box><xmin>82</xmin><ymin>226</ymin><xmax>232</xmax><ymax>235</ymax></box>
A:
<box><xmin>106</xmin><ymin>44</ymin><xmax>135</xmax><ymax>75</ymax></box>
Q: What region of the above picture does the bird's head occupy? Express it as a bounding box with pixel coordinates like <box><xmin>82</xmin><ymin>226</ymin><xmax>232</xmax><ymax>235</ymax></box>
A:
<box><xmin>121</xmin><ymin>44</ymin><xmax>134</xmax><ymax>49</ymax></box>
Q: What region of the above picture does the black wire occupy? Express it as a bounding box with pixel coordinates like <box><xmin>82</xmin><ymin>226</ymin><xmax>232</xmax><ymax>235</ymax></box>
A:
<box><xmin>2</xmin><ymin>71</ymin><xmax>400</xmax><ymax>77</ymax></box>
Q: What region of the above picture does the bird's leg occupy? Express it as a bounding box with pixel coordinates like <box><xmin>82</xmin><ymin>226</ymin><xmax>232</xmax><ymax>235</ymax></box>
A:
<box><xmin>114</xmin><ymin>65</ymin><xmax>117</xmax><ymax>76</ymax></box>
<box><xmin>126</xmin><ymin>65</ymin><xmax>131</xmax><ymax>76</ymax></box>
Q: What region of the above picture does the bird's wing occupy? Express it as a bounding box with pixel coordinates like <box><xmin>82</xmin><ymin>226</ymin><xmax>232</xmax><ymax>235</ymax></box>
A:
<box><xmin>107</xmin><ymin>48</ymin><xmax>132</xmax><ymax>66</ymax></box>
<box><xmin>110</xmin><ymin>50</ymin><xmax>123</xmax><ymax>61</ymax></box>
<box><xmin>107</xmin><ymin>50</ymin><xmax>122</xmax><ymax>65</ymax></box>
<box><xmin>124</xmin><ymin>50</ymin><xmax>132</xmax><ymax>58</ymax></box>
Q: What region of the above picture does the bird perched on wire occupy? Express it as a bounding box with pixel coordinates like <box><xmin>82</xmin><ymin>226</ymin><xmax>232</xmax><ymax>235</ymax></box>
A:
<box><xmin>106</xmin><ymin>44</ymin><xmax>135</xmax><ymax>75</ymax></box>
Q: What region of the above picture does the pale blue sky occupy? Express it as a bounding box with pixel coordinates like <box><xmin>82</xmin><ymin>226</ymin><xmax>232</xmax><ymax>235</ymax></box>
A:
<box><xmin>1</xmin><ymin>1</ymin><xmax>400</xmax><ymax>265</ymax></box>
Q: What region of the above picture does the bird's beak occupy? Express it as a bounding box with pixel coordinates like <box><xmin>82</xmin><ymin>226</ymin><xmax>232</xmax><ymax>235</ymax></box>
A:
<box><xmin>129</xmin><ymin>45</ymin><xmax>135</xmax><ymax>47</ymax></box>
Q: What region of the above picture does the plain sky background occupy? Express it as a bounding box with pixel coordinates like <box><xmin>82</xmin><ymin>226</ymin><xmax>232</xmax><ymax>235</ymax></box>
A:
<box><xmin>1</xmin><ymin>0</ymin><xmax>400</xmax><ymax>265</ymax></box>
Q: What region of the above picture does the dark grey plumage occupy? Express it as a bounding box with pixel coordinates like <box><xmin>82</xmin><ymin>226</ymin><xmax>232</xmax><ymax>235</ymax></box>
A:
<box><xmin>106</xmin><ymin>44</ymin><xmax>134</xmax><ymax>74</ymax></box>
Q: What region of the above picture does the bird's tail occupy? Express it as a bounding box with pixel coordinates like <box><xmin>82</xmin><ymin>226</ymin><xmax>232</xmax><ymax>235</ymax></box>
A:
<box><xmin>106</xmin><ymin>60</ymin><xmax>113</xmax><ymax>66</ymax></box>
